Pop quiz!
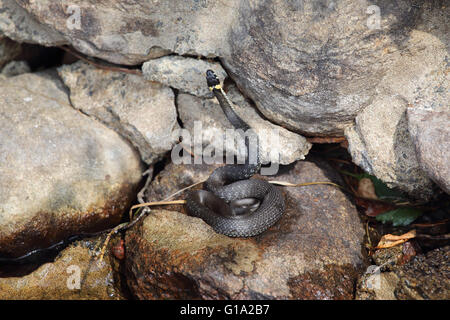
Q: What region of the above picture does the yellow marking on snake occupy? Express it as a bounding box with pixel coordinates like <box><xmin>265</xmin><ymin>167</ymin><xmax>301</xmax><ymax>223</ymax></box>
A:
<box><xmin>209</xmin><ymin>84</ymin><xmax>222</xmax><ymax>91</ymax></box>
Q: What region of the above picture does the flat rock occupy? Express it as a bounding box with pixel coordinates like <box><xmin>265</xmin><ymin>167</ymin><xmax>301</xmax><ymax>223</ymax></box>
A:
<box><xmin>126</xmin><ymin>157</ymin><xmax>366</xmax><ymax>299</ymax></box>
<box><xmin>144</xmin><ymin>162</ymin><xmax>221</xmax><ymax>203</ymax></box>
<box><xmin>142</xmin><ymin>56</ymin><xmax>227</xmax><ymax>98</ymax></box>
<box><xmin>0</xmin><ymin>71</ymin><xmax>143</xmax><ymax>257</ymax></box>
<box><xmin>58</xmin><ymin>61</ymin><xmax>180</xmax><ymax>164</ymax></box>
<box><xmin>0</xmin><ymin>237</ymin><xmax>124</xmax><ymax>300</ymax></box>
<box><xmin>407</xmin><ymin>107</ymin><xmax>450</xmax><ymax>194</ymax></box>
<box><xmin>177</xmin><ymin>84</ymin><xmax>311</xmax><ymax>165</ymax></box>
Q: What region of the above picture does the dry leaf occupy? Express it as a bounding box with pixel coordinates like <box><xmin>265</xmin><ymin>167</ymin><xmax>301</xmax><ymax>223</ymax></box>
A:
<box><xmin>376</xmin><ymin>230</ymin><xmax>417</xmax><ymax>249</ymax></box>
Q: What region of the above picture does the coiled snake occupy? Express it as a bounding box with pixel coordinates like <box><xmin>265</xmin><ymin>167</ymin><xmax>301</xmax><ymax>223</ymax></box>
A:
<box><xmin>185</xmin><ymin>70</ymin><xmax>285</xmax><ymax>237</ymax></box>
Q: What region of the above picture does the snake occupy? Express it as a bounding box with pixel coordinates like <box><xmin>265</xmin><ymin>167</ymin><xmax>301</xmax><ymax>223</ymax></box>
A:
<box><xmin>185</xmin><ymin>70</ymin><xmax>285</xmax><ymax>237</ymax></box>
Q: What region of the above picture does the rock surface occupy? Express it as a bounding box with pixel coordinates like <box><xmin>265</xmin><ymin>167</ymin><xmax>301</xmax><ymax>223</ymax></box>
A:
<box><xmin>1</xmin><ymin>60</ymin><xmax>30</xmax><ymax>77</ymax></box>
<box><xmin>344</xmin><ymin>94</ymin><xmax>433</xmax><ymax>199</ymax></box>
<box><xmin>4</xmin><ymin>0</ymin><xmax>235</xmax><ymax>64</ymax></box>
<box><xmin>177</xmin><ymin>84</ymin><xmax>311</xmax><ymax>165</ymax></box>
<box><xmin>0</xmin><ymin>71</ymin><xmax>143</xmax><ymax>257</ymax></box>
<box><xmin>407</xmin><ymin>107</ymin><xmax>450</xmax><ymax>194</ymax></box>
<box><xmin>0</xmin><ymin>0</ymin><xmax>66</xmax><ymax>45</ymax></box>
<box><xmin>223</xmin><ymin>1</ymin><xmax>449</xmax><ymax>135</ymax></box>
<box><xmin>356</xmin><ymin>246</ymin><xmax>450</xmax><ymax>300</ymax></box>
<box><xmin>58</xmin><ymin>61</ymin><xmax>180</xmax><ymax>165</ymax></box>
<box><xmin>142</xmin><ymin>56</ymin><xmax>227</xmax><ymax>98</ymax></box>
<box><xmin>345</xmin><ymin>24</ymin><xmax>448</xmax><ymax>198</ymax></box>
<box><xmin>126</xmin><ymin>157</ymin><xmax>366</xmax><ymax>299</ymax></box>
<box><xmin>0</xmin><ymin>237</ymin><xmax>124</xmax><ymax>300</ymax></box>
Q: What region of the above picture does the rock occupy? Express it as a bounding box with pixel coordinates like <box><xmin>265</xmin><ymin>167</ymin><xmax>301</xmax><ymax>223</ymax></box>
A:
<box><xmin>0</xmin><ymin>36</ymin><xmax>21</xmax><ymax>67</ymax></box>
<box><xmin>223</xmin><ymin>1</ymin><xmax>449</xmax><ymax>135</ymax></box>
<box><xmin>0</xmin><ymin>237</ymin><xmax>124</xmax><ymax>300</ymax></box>
<box><xmin>1</xmin><ymin>60</ymin><xmax>30</xmax><ymax>77</ymax></box>
<box><xmin>125</xmin><ymin>157</ymin><xmax>366</xmax><ymax>299</ymax></box>
<box><xmin>142</xmin><ymin>56</ymin><xmax>227</xmax><ymax>98</ymax></box>
<box><xmin>0</xmin><ymin>71</ymin><xmax>143</xmax><ymax>258</ymax></box>
<box><xmin>177</xmin><ymin>84</ymin><xmax>311</xmax><ymax>165</ymax></box>
<box><xmin>344</xmin><ymin>94</ymin><xmax>434</xmax><ymax>199</ymax></box>
<box><xmin>58</xmin><ymin>61</ymin><xmax>180</xmax><ymax>164</ymax></box>
<box><xmin>0</xmin><ymin>0</ymin><xmax>66</xmax><ymax>46</ymax></box>
<box><xmin>5</xmin><ymin>0</ymin><xmax>235</xmax><ymax>64</ymax></box>
<box><xmin>345</xmin><ymin>23</ymin><xmax>448</xmax><ymax>198</ymax></box>
<box><xmin>357</xmin><ymin>246</ymin><xmax>450</xmax><ymax>300</ymax></box>
<box><xmin>407</xmin><ymin>107</ymin><xmax>450</xmax><ymax>194</ymax></box>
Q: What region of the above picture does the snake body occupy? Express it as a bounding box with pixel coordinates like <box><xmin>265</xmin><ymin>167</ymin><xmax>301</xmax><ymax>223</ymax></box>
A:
<box><xmin>186</xmin><ymin>70</ymin><xmax>285</xmax><ymax>237</ymax></box>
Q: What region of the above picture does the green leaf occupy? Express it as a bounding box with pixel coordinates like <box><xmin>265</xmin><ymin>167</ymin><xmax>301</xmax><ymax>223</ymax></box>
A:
<box><xmin>375</xmin><ymin>208</ymin><xmax>423</xmax><ymax>226</ymax></box>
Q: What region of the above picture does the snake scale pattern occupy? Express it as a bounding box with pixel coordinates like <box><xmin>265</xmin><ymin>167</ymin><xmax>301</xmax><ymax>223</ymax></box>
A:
<box><xmin>185</xmin><ymin>70</ymin><xmax>285</xmax><ymax>237</ymax></box>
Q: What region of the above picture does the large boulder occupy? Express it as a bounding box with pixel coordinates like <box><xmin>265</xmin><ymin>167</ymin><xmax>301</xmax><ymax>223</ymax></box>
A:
<box><xmin>0</xmin><ymin>71</ymin><xmax>143</xmax><ymax>257</ymax></box>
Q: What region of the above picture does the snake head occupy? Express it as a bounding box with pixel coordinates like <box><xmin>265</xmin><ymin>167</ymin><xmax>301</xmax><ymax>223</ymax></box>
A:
<box><xmin>206</xmin><ymin>69</ymin><xmax>220</xmax><ymax>88</ymax></box>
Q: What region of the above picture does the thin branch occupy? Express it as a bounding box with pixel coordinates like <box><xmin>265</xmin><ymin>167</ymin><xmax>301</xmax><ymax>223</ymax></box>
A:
<box><xmin>59</xmin><ymin>45</ymin><xmax>142</xmax><ymax>75</ymax></box>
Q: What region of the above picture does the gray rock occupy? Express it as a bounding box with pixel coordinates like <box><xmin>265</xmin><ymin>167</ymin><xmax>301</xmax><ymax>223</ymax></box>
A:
<box><xmin>344</xmin><ymin>23</ymin><xmax>448</xmax><ymax>198</ymax></box>
<box><xmin>126</xmin><ymin>158</ymin><xmax>365</xmax><ymax>299</ymax></box>
<box><xmin>222</xmin><ymin>1</ymin><xmax>449</xmax><ymax>135</ymax></box>
<box><xmin>177</xmin><ymin>85</ymin><xmax>311</xmax><ymax>165</ymax></box>
<box><xmin>0</xmin><ymin>0</ymin><xmax>66</xmax><ymax>45</ymax></box>
<box><xmin>6</xmin><ymin>0</ymin><xmax>235</xmax><ymax>64</ymax></box>
<box><xmin>58</xmin><ymin>61</ymin><xmax>180</xmax><ymax>165</ymax></box>
<box><xmin>0</xmin><ymin>36</ymin><xmax>21</xmax><ymax>67</ymax></box>
<box><xmin>407</xmin><ymin>107</ymin><xmax>450</xmax><ymax>194</ymax></box>
<box><xmin>344</xmin><ymin>94</ymin><xmax>433</xmax><ymax>199</ymax></box>
<box><xmin>1</xmin><ymin>60</ymin><xmax>30</xmax><ymax>77</ymax></box>
<box><xmin>142</xmin><ymin>56</ymin><xmax>227</xmax><ymax>97</ymax></box>
<box><xmin>0</xmin><ymin>71</ymin><xmax>143</xmax><ymax>257</ymax></box>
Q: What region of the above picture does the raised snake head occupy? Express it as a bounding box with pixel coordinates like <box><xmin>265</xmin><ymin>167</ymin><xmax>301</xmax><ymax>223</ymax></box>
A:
<box><xmin>206</xmin><ymin>69</ymin><xmax>220</xmax><ymax>88</ymax></box>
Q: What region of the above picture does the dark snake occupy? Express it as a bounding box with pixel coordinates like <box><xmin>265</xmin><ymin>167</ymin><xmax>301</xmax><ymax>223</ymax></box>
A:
<box><xmin>185</xmin><ymin>70</ymin><xmax>285</xmax><ymax>237</ymax></box>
